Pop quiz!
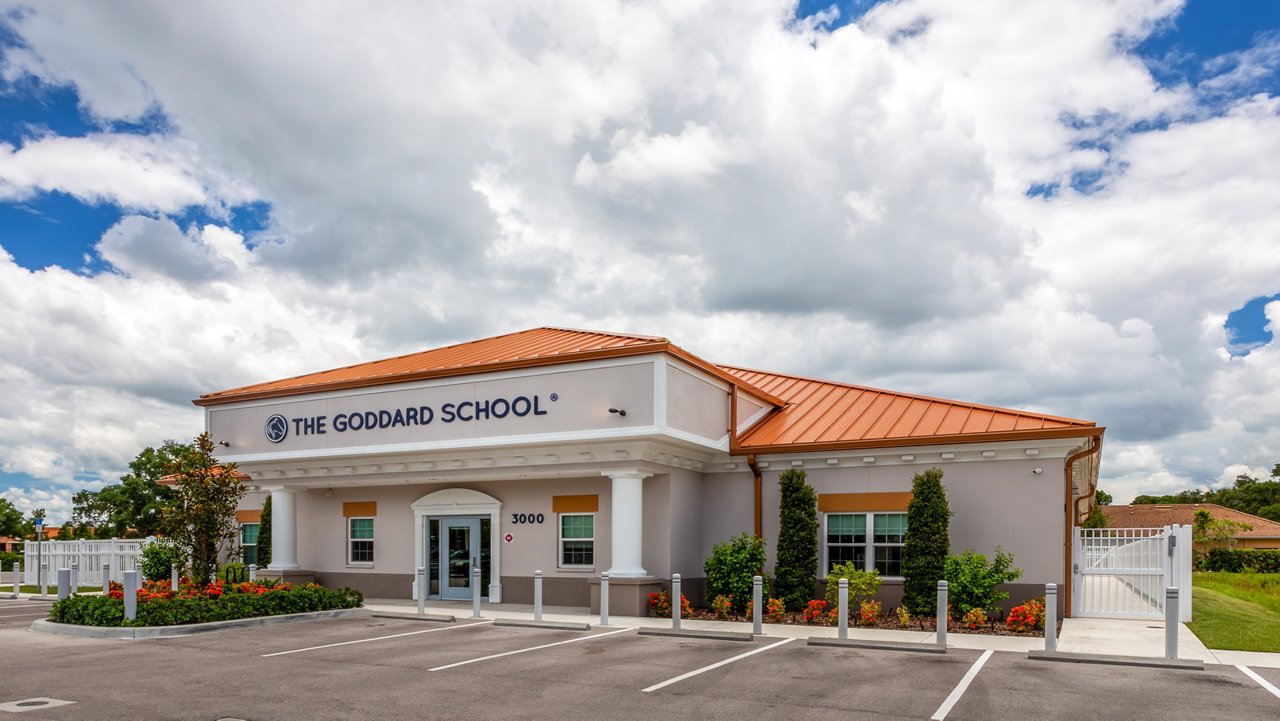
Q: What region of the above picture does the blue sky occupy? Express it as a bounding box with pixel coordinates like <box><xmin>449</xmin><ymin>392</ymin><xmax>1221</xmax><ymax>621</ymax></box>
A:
<box><xmin>1</xmin><ymin>1</ymin><xmax>1279</xmax><ymax>520</ymax></box>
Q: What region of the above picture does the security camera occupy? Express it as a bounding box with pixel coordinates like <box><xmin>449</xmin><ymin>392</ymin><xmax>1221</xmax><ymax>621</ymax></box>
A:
<box><xmin>1032</xmin><ymin>467</ymin><xmax>1043</xmax><ymax>475</ymax></box>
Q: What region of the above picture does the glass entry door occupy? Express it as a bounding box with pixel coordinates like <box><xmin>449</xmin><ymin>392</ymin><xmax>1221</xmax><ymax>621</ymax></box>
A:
<box><xmin>440</xmin><ymin>517</ymin><xmax>481</xmax><ymax>600</ymax></box>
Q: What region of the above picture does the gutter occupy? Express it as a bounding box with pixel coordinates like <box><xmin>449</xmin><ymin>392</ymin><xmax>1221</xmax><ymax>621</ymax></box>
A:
<box><xmin>1062</xmin><ymin>434</ymin><xmax>1103</xmax><ymax>618</ymax></box>
<box><xmin>747</xmin><ymin>453</ymin><xmax>763</xmax><ymax>538</ymax></box>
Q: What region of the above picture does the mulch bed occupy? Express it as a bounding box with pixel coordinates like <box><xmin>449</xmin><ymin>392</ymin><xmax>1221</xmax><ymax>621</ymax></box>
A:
<box><xmin>665</xmin><ymin>607</ymin><xmax>1061</xmax><ymax>638</ymax></box>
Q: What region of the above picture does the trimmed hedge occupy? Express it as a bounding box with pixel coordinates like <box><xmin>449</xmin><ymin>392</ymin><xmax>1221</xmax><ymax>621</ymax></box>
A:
<box><xmin>49</xmin><ymin>581</ymin><xmax>363</xmax><ymax>627</ymax></box>
<box><xmin>1202</xmin><ymin>548</ymin><xmax>1280</xmax><ymax>574</ymax></box>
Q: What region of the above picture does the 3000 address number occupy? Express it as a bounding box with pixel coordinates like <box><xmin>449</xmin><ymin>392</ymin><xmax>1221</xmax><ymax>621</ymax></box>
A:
<box><xmin>511</xmin><ymin>513</ymin><xmax>544</xmax><ymax>524</ymax></box>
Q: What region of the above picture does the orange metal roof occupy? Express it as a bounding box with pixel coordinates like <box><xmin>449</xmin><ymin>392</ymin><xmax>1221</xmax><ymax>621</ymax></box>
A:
<box><xmin>196</xmin><ymin>327</ymin><xmax>783</xmax><ymax>407</ymax></box>
<box><xmin>721</xmin><ymin>365</ymin><xmax>1099</xmax><ymax>452</ymax></box>
<box><xmin>1100</xmin><ymin>504</ymin><xmax>1280</xmax><ymax>538</ymax></box>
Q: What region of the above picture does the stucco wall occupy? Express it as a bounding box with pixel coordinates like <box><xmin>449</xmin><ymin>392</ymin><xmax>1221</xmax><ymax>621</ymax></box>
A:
<box><xmin>665</xmin><ymin>363</ymin><xmax>729</xmax><ymax>442</ymax></box>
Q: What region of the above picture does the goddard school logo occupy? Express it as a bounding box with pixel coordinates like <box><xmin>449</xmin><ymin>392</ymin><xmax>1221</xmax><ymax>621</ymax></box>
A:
<box><xmin>264</xmin><ymin>414</ymin><xmax>289</xmax><ymax>443</ymax></box>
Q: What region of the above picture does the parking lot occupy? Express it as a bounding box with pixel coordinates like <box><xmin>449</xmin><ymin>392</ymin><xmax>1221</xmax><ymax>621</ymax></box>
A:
<box><xmin>1</xmin><ymin>599</ymin><xmax>1278</xmax><ymax>720</ymax></box>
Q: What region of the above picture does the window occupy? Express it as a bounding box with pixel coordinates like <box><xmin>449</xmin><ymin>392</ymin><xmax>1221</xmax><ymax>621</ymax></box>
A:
<box><xmin>559</xmin><ymin>514</ymin><xmax>594</xmax><ymax>568</ymax></box>
<box><xmin>348</xmin><ymin>517</ymin><xmax>374</xmax><ymax>564</ymax></box>
<box><xmin>825</xmin><ymin>512</ymin><xmax>907</xmax><ymax>577</ymax></box>
<box><xmin>240</xmin><ymin>523</ymin><xmax>260</xmax><ymax>566</ymax></box>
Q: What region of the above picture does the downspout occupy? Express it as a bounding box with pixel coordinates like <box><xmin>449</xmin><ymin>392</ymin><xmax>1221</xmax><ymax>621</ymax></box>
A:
<box><xmin>1062</xmin><ymin>434</ymin><xmax>1103</xmax><ymax>618</ymax></box>
<box><xmin>747</xmin><ymin>454</ymin><xmax>763</xmax><ymax>538</ymax></box>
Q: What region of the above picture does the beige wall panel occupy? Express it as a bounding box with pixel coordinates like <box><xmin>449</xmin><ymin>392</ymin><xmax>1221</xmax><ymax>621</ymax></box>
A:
<box><xmin>735</xmin><ymin>391</ymin><xmax>768</xmax><ymax>429</ymax></box>
<box><xmin>755</xmin><ymin>460</ymin><xmax>1063</xmax><ymax>584</ymax></box>
<box><xmin>698</xmin><ymin>472</ymin><xmax>756</xmax><ymax>559</ymax></box>
<box><xmin>294</xmin><ymin>477</ymin><xmax>613</xmax><ymax>584</ymax></box>
<box><xmin>668</xmin><ymin>468</ymin><xmax>706</xmax><ymax>577</ymax></box>
<box><xmin>642</xmin><ymin>475</ymin><xmax>673</xmax><ymax>578</ymax></box>
<box><xmin>666</xmin><ymin>364</ymin><xmax>729</xmax><ymax>441</ymax></box>
<box><xmin>210</xmin><ymin>362</ymin><xmax>655</xmax><ymax>456</ymax></box>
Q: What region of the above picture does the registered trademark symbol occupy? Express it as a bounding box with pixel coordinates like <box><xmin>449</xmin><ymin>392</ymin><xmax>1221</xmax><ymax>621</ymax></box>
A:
<box><xmin>549</xmin><ymin>393</ymin><xmax>558</xmax><ymax>401</ymax></box>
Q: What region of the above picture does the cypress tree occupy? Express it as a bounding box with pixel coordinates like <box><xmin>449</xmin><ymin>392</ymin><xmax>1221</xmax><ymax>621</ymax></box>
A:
<box><xmin>257</xmin><ymin>495</ymin><xmax>272</xmax><ymax>568</ymax></box>
<box><xmin>902</xmin><ymin>467</ymin><xmax>951</xmax><ymax>614</ymax></box>
<box><xmin>775</xmin><ymin>468</ymin><xmax>818</xmax><ymax>611</ymax></box>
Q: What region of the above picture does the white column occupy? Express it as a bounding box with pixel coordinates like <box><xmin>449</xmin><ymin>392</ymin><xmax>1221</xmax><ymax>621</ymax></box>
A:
<box><xmin>602</xmin><ymin>468</ymin><xmax>651</xmax><ymax>578</ymax></box>
<box><xmin>265</xmin><ymin>486</ymin><xmax>300</xmax><ymax>570</ymax></box>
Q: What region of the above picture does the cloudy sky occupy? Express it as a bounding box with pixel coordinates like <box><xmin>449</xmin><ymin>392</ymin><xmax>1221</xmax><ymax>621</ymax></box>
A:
<box><xmin>1</xmin><ymin>0</ymin><xmax>1278</xmax><ymax>522</ymax></box>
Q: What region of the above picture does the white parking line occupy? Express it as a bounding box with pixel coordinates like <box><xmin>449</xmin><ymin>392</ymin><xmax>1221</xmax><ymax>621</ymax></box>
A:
<box><xmin>930</xmin><ymin>649</ymin><xmax>994</xmax><ymax>721</ymax></box>
<box><xmin>641</xmin><ymin>637</ymin><xmax>795</xmax><ymax>693</ymax></box>
<box><xmin>1238</xmin><ymin>665</ymin><xmax>1280</xmax><ymax>701</ymax></box>
<box><xmin>261</xmin><ymin>619</ymin><xmax>493</xmax><ymax>657</ymax></box>
<box><xmin>0</xmin><ymin>612</ymin><xmax>47</xmax><ymax>619</ymax></box>
<box><xmin>0</xmin><ymin>604</ymin><xmax>51</xmax><ymax>610</ymax></box>
<box><xmin>429</xmin><ymin>626</ymin><xmax>634</xmax><ymax>671</ymax></box>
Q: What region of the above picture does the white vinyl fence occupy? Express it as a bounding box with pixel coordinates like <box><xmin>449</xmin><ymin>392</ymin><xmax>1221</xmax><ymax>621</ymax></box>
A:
<box><xmin>21</xmin><ymin>538</ymin><xmax>152</xmax><ymax>588</ymax></box>
<box><xmin>1072</xmin><ymin>525</ymin><xmax>1192</xmax><ymax>621</ymax></box>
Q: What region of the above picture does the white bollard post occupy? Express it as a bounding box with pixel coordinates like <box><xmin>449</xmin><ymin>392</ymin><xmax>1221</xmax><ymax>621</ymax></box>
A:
<box><xmin>936</xmin><ymin>581</ymin><xmax>948</xmax><ymax>648</ymax></box>
<box><xmin>71</xmin><ymin>560</ymin><xmax>79</xmax><ymax>592</ymax></box>
<box><xmin>1165</xmin><ymin>587</ymin><xmax>1179</xmax><ymax>659</ymax></box>
<box><xmin>101</xmin><ymin>563</ymin><xmax>110</xmax><ymax>595</ymax></box>
<box><xmin>123</xmin><ymin>570</ymin><xmax>138</xmax><ymax>621</ymax></box>
<box><xmin>600</xmin><ymin>572</ymin><xmax>610</xmax><ymax>627</ymax></box>
<box><xmin>752</xmin><ymin>575</ymin><xmax>763</xmax><ymax>636</ymax></box>
<box><xmin>471</xmin><ymin>566</ymin><xmax>482</xmax><ymax>619</ymax></box>
<box><xmin>248</xmin><ymin>564</ymin><xmax>257</xmax><ymax>582</ymax></box>
<box><xmin>40</xmin><ymin>561</ymin><xmax>48</xmax><ymax>597</ymax></box>
<box><xmin>533</xmin><ymin>570</ymin><xmax>543</xmax><ymax>622</ymax></box>
<box><xmin>1044</xmin><ymin>584</ymin><xmax>1058</xmax><ymax>652</ymax></box>
<box><xmin>171</xmin><ymin>565</ymin><xmax>179</xmax><ymax>593</ymax></box>
<box><xmin>56</xmin><ymin>568</ymin><xmax>70</xmax><ymax>601</ymax></box>
<box><xmin>11</xmin><ymin>562</ymin><xmax>20</xmax><ymax>599</ymax></box>
<box><xmin>417</xmin><ymin>566</ymin><xmax>426</xmax><ymax>617</ymax></box>
<box><xmin>838</xmin><ymin>578</ymin><xmax>849</xmax><ymax>640</ymax></box>
<box><xmin>672</xmin><ymin>574</ymin><xmax>682</xmax><ymax>630</ymax></box>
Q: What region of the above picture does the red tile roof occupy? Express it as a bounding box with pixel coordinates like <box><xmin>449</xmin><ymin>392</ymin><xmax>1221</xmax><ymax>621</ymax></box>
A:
<box><xmin>1099</xmin><ymin>504</ymin><xmax>1280</xmax><ymax>538</ymax></box>
<box><xmin>721</xmin><ymin>366</ymin><xmax>1097</xmax><ymax>452</ymax></box>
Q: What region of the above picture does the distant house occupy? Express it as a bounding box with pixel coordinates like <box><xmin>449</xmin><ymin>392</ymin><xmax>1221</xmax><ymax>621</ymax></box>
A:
<box><xmin>0</xmin><ymin>536</ymin><xmax>21</xmax><ymax>553</ymax></box>
<box><xmin>1099</xmin><ymin>503</ymin><xmax>1280</xmax><ymax>550</ymax></box>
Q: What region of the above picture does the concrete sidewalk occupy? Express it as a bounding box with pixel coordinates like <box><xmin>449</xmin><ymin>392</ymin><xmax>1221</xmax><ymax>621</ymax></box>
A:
<box><xmin>363</xmin><ymin>597</ymin><xmax>1280</xmax><ymax>668</ymax></box>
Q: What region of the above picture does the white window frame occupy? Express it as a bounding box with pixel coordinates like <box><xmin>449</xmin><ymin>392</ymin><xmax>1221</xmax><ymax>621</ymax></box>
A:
<box><xmin>347</xmin><ymin>517</ymin><xmax>375</xmax><ymax>567</ymax></box>
<box><xmin>557</xmin><ymin>513</ymin><xmax>595</xmax><ymax>570</ymax></box>
<box><xmin>240</xmin><ymin>523</ymin><xmax>260</xmax><ymax>567</ymax></box>
<box><xmin>822</xmin><ymin>512</ymin><xmax>907</xmax><ymax>579</ymax></box>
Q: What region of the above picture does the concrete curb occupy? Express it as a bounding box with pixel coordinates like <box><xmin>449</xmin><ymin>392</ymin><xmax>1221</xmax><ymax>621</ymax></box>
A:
<box><xmin>493</xmin><ymin>618</ymin><xmax>592</xmax><ymax>631</ymax></box>
<box><xmin>31</xmin><ymin>607</ymin><xmax>372</xmax><ymax>639</ymax></box>
<box><xmin>1027</xmin><ymin>650</ymin><xmax>1204</xmax><ymax>670</ymax></box>
<box><xmin>371</xmin><ymin>611</ymin><xmax>456</xmax><ymax>623</ymax></box>
<box><xmin>637</xmin><ymin>627</ymin><xmax>754</xmax><ymax>642</ymax></box>
<box><xmin>807</xmin><ymin>637</ymin><xmax>947</xmax><ymax>654</ymax></box>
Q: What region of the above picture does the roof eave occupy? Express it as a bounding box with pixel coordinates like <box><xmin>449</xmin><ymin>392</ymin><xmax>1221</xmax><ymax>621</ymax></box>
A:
<box><xmin>731</xmin><ymin>425</ymin><xmax>1104</xmax><ymax>456</ymax></box>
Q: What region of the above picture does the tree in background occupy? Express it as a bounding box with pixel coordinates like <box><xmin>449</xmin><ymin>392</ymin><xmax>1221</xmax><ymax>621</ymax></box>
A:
<box><xmin>1083</xmin><ymin>488</ymin><xmax>1112</xmax><ymax>528</ymax></box>
<box><xmin>775</xmin><ymin>468</ymin><xmax>818</xmax><ymax>611</ymax></box>
<box><xmin>902</xmin><ymin>468</ymin><xmax>951</xmax><ymax>615</ymax></box>
<box><xmin>1095</xmin><ymin>489</ymin><xmax>1112</xmax><ymax>506</ymax></box>
<box><xmin>257</xmin><ymin>495</ymin><xmax>272</xmax><ymax>568</ymax></box>
<box><xmin>0</xmin><ymin>497</ymin><xmax>27</xmax><ymax>538</ymax></box>
<box><xmin>70</xmin><ymin>441</ymin><xmax>189</xmax><ymax>538</ymax></box>
<box><xmin>1192</xmin><ymin>509</ymin><xmax>1252</xmax><ymax>550</ymax></box>
<box><xmin>1133</xmin><ymin>463</ymin><xmax>1280</xmax><ymax>522</ymax></box>
<box><xmin>161</xmin><ymin>434</ymin><xmax>246</xmax><ymax>583</ymax></box>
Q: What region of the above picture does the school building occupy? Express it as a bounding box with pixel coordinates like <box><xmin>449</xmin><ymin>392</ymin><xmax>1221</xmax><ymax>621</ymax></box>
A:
<box><xmin>196</xmin><ymin>327</ymin><xmax>1104</xmax><ymax>615</ymax></box>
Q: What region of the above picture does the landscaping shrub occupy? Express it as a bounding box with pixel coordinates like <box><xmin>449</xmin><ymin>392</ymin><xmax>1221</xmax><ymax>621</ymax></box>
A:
<box><xmin>711</xmin><ymin>594</ymin><xmax>733</xmax><ymax>620</ymax></box>
<box><xmin>766</xmin><ymin>597</ymin><xmax>786</xmax><ymax>623</ymax></box>
<box><xmin>823</xmin><ymin>562</ymin><xmax>881</xmax><ymax>610</ymax></box>
<box><xmin>1006</xmin><ymin>598</ymin><xmax>1045</xmax><ymax>632</ymax></box>
<box><xmin>646</xmin><ymin>591</ymin><xmax>691</xmax><ymax>619</ymax></box>
<box><xmin>963</xmin><ymin>607</ymin><xmax>987</xmax><ymax>630</ymax></box>
<box><xmin>48</xmin><ymin>579</ymin><xmax>363</xmax><ymax>627</ymax></box>
<box><xmin>896</xmin><ymin>605</ymin><xmax>911</xmax><ymax>627</ymax></box>
<box><xmin>140</xmin><ymin>538</ymin><xmax>183</xmax><ymax>582</ymax></box>
<box><xmin>1202</xmin><ymin>548</ymin><xmax>1280</xmax><ymax>574</ymax></box>
<box><xmin>257</xmin><ymin>495</ymin><xmax>272</xmax><ymax>568</ymax></box>
<box><xmin>802</xmin><ymin>599</ymin><xmax>828</xmax><ymax>624</ymax></box>
<box><xmin>0</xmin><ymin>551</ymin><xmax>20</xmax><ymax>571</ymax></box>
<box><xmin>703</xmin><ymin>532</ymin><xmax>767</xmax><ymax>613</ymax></box>
<box><xmin>944</xmin><ymin>549</ymin><xmax>1022</xmax><ymax>617</ymax></box>
<box><xmin>775</xmin><ymin>468</ymin><xmax>818</xmax><ymax>612</ymax></box>
<box><xmin>903</xmin><ymin>468</ymin><xmax>951</xmax><ymax>615</ymax></box>
<box><xmin>859</xmin><ymin>599</ymin><xmax>882</xmax><ymax>625</ymax></box>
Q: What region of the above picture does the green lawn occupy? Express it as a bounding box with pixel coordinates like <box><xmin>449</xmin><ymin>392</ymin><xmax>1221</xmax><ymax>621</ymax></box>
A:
<box><xmin>1189</xmin><ymin>572</ymin><xmax>1280</xmax><ymax>653</ymax></box>
<box><xmin>12</xmin><ymin>585</ymin><xmax>102</xmax><ymax>595</ymax></box>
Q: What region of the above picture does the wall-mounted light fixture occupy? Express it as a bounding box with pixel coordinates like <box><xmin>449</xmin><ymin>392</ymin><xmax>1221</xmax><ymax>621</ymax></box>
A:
<box><xmin>608</xmin><ymin>408</ymin><xmax>627</xmax><ymax>417</ymax></box>
<box><xmin>218</xmin><ymin>440</ymin><xmax>231</xmax><ymax>448</ymax></box>
<box><xmin>326</xmin><ymin>487</ymin><xmax>334</xmax><ymax>497</ymax></box>
<box><xmin>1032</xmin><ymin>467</ymin><xmax>1043</xmax><ymax>475</ymax></box>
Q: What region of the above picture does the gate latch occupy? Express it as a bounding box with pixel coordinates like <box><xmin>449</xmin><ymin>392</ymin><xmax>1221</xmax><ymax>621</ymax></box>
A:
<box><xmin>1072</xmin><ymin>563</ymin><xmax>1079</xmax><ymax>575</ymax></box>
<box><xmin>1168</xmin><ymin>534</ymin><xmax>1176</xmax><ymax>557</ymax></box>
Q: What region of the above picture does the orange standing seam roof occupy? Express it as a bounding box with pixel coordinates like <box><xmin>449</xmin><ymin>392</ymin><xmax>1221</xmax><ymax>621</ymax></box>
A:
<box><xmin>196</xmin><ymin>326</ymin><xmax>1100</xmax><ymax>451</ymax></box>
<box><xmin>720</xmin><ymin>366</ymin><xmax>1098</xmax><ymax>452</ymax></box>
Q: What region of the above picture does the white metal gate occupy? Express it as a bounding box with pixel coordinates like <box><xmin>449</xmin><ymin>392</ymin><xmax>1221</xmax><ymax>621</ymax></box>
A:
<box><xmin>1072</xmin><ymin>525</ymin><xmax>1192</xmax><ymax>621</ymax></box>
